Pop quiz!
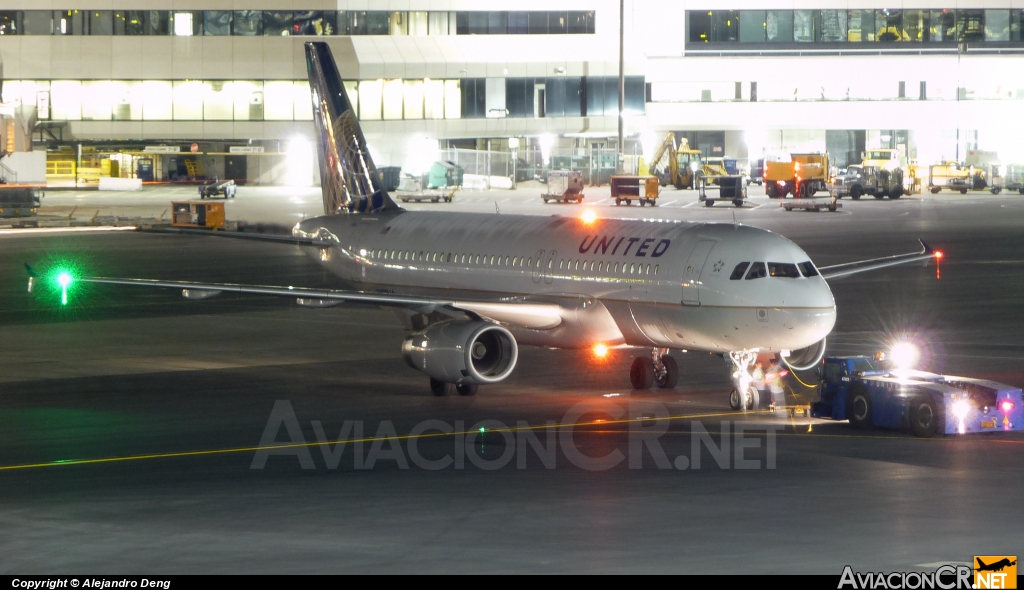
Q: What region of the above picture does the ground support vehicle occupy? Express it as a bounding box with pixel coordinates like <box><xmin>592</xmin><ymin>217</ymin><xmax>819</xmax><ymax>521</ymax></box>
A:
<box><xmin>1005</xmin><ymin>164</ymin><xmax>1024</xmax><ymax>194</ymax></box>
<box><xmin>697</xmin><ymin>175</ymin><xmax>747</xmax><ymax>207</ymax></box>
<box><xmin>0</xmin><ymin>187</ymin><xmax>41</xmax><ymax>217</ymax></box>
<box><xmin>811</xmin><ymin>355</ymin><xmax>1024</xmax><ymax>437</ymax></box>
<box><xmin>198</xmin><ymin>179</ymin><xmax>236</xmax><ymax>199</ymax></box>
<box><xmin>647</xmin><ymin>133</ymin><xmax>703</xmax><ymax>189</ymax></box>
<box><xmin>611</xmin><ymin>175</ymin><xmax>659</xmax><ymax>206</ymax></box>
<box><xmin>541</xmin><ymin>170</ymin><xmax>585</xmax><ymax>204</ymax></box>
<box><xmin>171</xmin><ymin>201</ymin><xmax>226</xmax><ymax>230</ymax></box>
<box><xmin>829</xmin><ymin>165</ymin><xmax>902</xmax><ymax>200</ymax></box>
<box><xmin>396</xmin><ymin>188</ymin><xmax>456</xmax><ymax>203</ymax></box>
<box><xmin>927</xmin><ymin>162</ymin><xmax>991</xmax><ymax>194</ymax></box>
<box><xmin>764</xmin><ymin>153</ymin><xmax>830</xmax><ymax>199</ymax></box>
<box><xmin>749</xmin><ymin>159</ymin><xmax>764</xmax><ymax>185</ymax></box>
<box><xmin>860</xmin><ymin>148</ymin><xmax>906</xmax><ymax>198</ymax></box>
<box><xmin>781</xmin><ymin>196</ymin><xmax>840</xmax><ymax>212</ymax></box>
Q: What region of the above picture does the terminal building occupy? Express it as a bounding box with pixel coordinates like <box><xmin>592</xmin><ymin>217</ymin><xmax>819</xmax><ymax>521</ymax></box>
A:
<box><xmin>0</xmin><ymin>1</ymin><xmax>1021</xmax><ymax>186</ymax></box>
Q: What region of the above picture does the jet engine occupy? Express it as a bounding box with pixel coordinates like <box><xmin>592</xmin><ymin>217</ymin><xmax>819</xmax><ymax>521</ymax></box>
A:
<box><xmin>781</xmin><ymin>337</ymin><xmax>827</xmax><ymax>371</ymax></box>
<box><xmin>402</xmin><ymin>321</ymin><xmax>518</xmax><ymax>384</ymax></box>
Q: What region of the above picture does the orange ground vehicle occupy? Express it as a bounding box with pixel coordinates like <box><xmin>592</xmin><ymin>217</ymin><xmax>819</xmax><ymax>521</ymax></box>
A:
<box><xmin>764</xmin><ymin>153</ymin><xmax>830</xmax><ymax>199</ymax></box>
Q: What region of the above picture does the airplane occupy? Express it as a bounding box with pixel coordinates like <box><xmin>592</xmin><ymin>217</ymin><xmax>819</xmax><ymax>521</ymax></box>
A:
<box><xmin>30</xmin><ymin>42</ymin><xmax>940</xmax><ymax>398</ymax></box>
<box><xmin>976</xmin><ymin>558</ymin><xmax>1016</xmax><ymax>572</ymax></box>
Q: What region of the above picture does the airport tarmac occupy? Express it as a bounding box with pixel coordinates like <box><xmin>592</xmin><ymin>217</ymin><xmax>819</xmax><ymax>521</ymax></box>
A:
<box><xmin>2</xmin><ymin>187</ymin><xmax>1023</xmax><ymax>573</ymax></box>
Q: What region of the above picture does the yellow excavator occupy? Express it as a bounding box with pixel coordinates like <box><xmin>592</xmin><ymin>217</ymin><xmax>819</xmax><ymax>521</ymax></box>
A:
<box><xmin>648</xmin><ymin>133</ymin><xmax>704</xmax><ymax>189</ymax></box>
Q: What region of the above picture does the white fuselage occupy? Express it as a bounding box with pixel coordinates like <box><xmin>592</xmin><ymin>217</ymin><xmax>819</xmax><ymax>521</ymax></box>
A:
<box><xmin>294</xmin><ymin>211</ymin><xmax>836</xmax><ymax>353</ymax></box>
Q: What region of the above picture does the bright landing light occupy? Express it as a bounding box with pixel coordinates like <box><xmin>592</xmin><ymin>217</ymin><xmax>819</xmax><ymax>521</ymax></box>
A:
<box><xmin>889</xmin><ymin>342</ymin><xmax>918</xmax><ymax>369</ymax></box>
<box><xmin>593</xmin><ymin>343</ymin><xmax>608</xmax><ymax>358</ymax></box>
<box><xmin>581</xmin><ymin>210</ymin><xmax>597</xmax><ymax>224</ymax></box>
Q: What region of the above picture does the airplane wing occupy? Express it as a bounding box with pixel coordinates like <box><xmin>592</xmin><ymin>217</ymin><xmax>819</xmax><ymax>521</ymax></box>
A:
<box><xmin>140</xmin><ymin>227</ymin><xmax>334</xmax><ymax>247</ymax></box>
<box><xmin>817</xmin><ymin>240</ymin><xmax>940</xmax><ymax>281</ymax></box>
<box><xmin>63</xmin><ymin>276</ymin><xmax>564</xmax><ymax>331</ymax></box>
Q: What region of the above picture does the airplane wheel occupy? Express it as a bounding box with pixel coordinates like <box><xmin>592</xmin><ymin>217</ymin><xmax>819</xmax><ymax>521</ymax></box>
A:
<box><xmin>909</xmin><ymin>397</ymin><xmax>938</xmax><ymax>437</ymax></box>
<box><xmin>845</xmin><ymin>385</ymin><xmax>873</xmax><ymax>429</ymax></box>
<box><xmin>430</xmin><ymin>378</ymin><xmax>454</xmax><ymax>397</ymax></box>
<box><xmin>456</xmin><ymin>383</ymin><xmax>478</xmax><ymax>397</ymax></box>
<box><xmin>629</xmin><ymin>357</ymin><xmax>655</xmax><ymax>389</ymax></box>
<box><xmin>729</xmin><ymin>388</ymin><xmax>751</xmax><ymax>411</ymax></box>
<box><xmin>655</xmin><ymin>355</ymin><xmax>679</xmax><ymax>389</ymax></box>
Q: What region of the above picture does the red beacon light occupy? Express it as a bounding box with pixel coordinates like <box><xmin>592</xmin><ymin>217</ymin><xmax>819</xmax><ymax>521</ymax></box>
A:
<box><xmin>1001</xmin><ymin>400</ymin><xmax>1015</xmax><ymax>413</ymax></box>
<box><xmin>934</xmin><ymin>251</ymin><xmax>944</xmax><ymax>260</ymax></box>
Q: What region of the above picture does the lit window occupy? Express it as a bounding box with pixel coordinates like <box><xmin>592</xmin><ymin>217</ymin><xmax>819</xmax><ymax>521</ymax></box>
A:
<box><xmin>173</xmin><ymin>12</ymin><xmax>194</xmax><ymax>36</ymax></box>
<box><xmin>513</xmin><ymin>256</ymin><xmax>518</xmax><ymax>266</ymax></box>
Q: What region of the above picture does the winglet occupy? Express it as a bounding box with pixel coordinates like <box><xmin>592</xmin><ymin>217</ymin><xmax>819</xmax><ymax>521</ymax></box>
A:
<box><xmin>919</xmin><ymin>239</ymin><xmax>933</xmax><ymax>255</ymax></box>
<box><xmin>24</xmin><ymin>263</ymin><xmax>38</xmax><ymax>278</ymax></box>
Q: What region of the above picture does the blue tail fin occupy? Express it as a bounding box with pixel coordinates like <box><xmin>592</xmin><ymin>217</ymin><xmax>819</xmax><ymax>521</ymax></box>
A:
<box><xmin>305</xmin><ymin>42</ymin><xmax>400</xmax><ymax>214</ymax></box>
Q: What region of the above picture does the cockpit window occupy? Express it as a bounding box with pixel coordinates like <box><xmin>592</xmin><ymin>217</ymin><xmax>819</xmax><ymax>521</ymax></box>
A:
<box><xmin>768</xmin><ymin>262</ymin><xmax>801</xmax><ymax>278</ymax></box>
<box><xmin>744</xmin><ymin>262</ymin><xmax>767</xmax><ymax>280</ymax></box>
<box><xmin>798</xmin><ymin>261</ymin><xmax>818</xmax><ymax>277</ymax></box>
<box><xmin>729</xmin><ymin>262</ymin><xmax>750</xmax><ymax>280</ymax></box>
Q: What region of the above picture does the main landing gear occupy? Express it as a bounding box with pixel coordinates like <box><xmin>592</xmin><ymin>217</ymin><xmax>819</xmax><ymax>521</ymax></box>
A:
<box><xmin>430</xmin><ymin>378</ymin><xmax>478</xmax><ymax>397</ymax></box>
<box><xmin>727</xmin><ymin>350</ymin><xmax>759</xmax><ymax>411</ymax></box>
<box><xmin>629</xmin><ymin>348</ymin><xmax>679</xmax><ymax>389</ymax></box>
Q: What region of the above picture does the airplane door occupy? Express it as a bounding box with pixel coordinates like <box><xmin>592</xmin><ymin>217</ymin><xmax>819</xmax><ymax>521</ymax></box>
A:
<box><xmin>532</xmin><ymin>249</ymin><xmax>544</xmax><ymax>283</ymax></box>
<box><xmin>681</xmin><ymin>239</ymin><xmax>716</xmax><ymax>306</ymax></box>
<box><xmin>544</xmin><ymin>250</ymin><xmax>556</xmax><ymax>284</ymax></box>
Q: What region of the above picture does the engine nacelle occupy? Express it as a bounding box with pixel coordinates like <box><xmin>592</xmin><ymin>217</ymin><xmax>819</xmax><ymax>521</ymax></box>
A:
<box><xmin>402</xmin><ymin>321</ymin><xmax>518</xmax><ymax>384</ymax></box>
<box><xmin>781</xmin><ymin>337</ymin><xmax>827</xmax><ymax>371</ymax></box>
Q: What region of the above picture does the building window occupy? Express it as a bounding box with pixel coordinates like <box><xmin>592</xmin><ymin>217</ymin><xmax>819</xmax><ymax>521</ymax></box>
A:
<box><xmin>204</xmin><ymin>11</ymin><xmax>232</xmax><ymax>36</ymax></box>
<box><xmin>766</xmin><ymin>11</ymin><xmax>793</xmax><ymax>42</ymax></box>
<box><xmin>929</xmin><ymin>10</ymin><xmax>956</xmax><ymax>42</ymax></box>
<box><xmin>820</xmin><ymin>10</ymin><xmax>847</xmax><ymax>42</ymax></box>
<box><xmin>712</xmin><ymin>11</ymin><xmax>738</xmax><ymax>42</ymax></box>
<box><xmin>793</xmin><ymin>10</ymin><xmax>815</xmax><ymax>42</ymax></box>
<box><xmin>958</xmin><ymin>10</ymin><xmax>985</xmax><ymax>42</ymax></box>
<box><xmin>986</xmin><ymin>10</ymin><xmax>1009</xmax><ymax>41</ymax></box>
<box><xmin>848</xmin><ymin>10</ymin><xmax>875</xmax><ymax>42</ymax></box>
<box><xmin>263</xmin><ymin>11</ymin><xmax>292</xmax><ymax>36</ymax></box>
<box><xmin>233</xmin><ymin>11</ymin><xmax>261</xmax><ymax>35</ymax></box>
<box><xmin>739</xmin><ymin>11</ymin><xmax>766</xmax><ymax>42</ymax></box>
<box><xmin>23</xmin><ymin>11</ymin><xmax>51</xmax><ymax>35</ymax></box>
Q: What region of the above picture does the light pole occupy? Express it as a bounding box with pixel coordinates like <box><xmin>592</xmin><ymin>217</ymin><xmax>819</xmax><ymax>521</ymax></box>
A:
<box><xmin>615</xmin><ymin>0</ymin><xmax>625</xmax><ymax>174</ymax></box>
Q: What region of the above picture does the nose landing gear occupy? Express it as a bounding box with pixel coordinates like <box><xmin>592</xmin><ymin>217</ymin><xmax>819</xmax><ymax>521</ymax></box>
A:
<box><xmin>727</xmin><ymin>350</ymin><xmax>759</xmax><ymax>411</ymax></box>
<box><xmin>630</xmin><ymin>348</ymin><xmax>679</xmax><ymax>389</ymax></box>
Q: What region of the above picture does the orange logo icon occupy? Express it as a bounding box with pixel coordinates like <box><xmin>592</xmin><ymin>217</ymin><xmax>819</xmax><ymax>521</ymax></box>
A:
<box><xmin>974</xmin><ymin>556</ymin><xmax>1017</xmax><ymax>589</ymax></box>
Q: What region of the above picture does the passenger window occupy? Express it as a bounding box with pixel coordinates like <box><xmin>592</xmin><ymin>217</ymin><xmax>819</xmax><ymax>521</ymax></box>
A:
<box><xmin>646</xmin><ymin>264</ymin><xmax>651</xmax><ymax>275</ymax></box>
<box><xmin>654</xmin><ymin>264</ymin><xmax>659</xmax><ymax>275</ymax></box>
<box><xmin>629</xmin><ymin>263</ymin><xmax>635</xmax><ymax>273</ymax></box>
<box><xmin>513</xmin><ymin>256</ymin><xmax>518</xmax><ymax>266</ymax></box>
<box><xmin>798</xmin><ymin>261</ymin><xmax>819</xmax><ymax>277</ymax></box>
<box><xmin>447</xmin><ymin>253</ymin><xmax>452</xmax><ymax>262</ymax></box>
<box><xmin>527</xmin><ymin>257</ymin><xmax>532</xmax><ymax>267</ymax></box>
<box><xmin>599</xmin><ymin>262</ymin><xmax>604</xmax><ymax>272</ymax></box>
<box><xmin>614</xmin><ymin>263</ymin><xmax>620</xmax><ymax>273</ymax></box>
<box><xmin>768</xmin><ymin>262</ymin><xmax>801</xmax><ymax>278</ymax></box>
<box><xmin>490</xmin><ymin>255</ymin><xmax>495</xmax><ymax>265</ymax></box>
<box><xmin>745</xmin><ymin>262</ymin><xmax>767</xmax><ymax>280</ymax></box>
<box><xmin>730</xmin><ymin>262</ymin><xmax>750</xmax><ymax>280</ymax></box>
<box><xmin>560</xmin><ymin>260</ymin><xmax>565</xmax><ymax>269</ymax></box>
<box><xmin>475</xmin><ymin>255</ymin><xmax>480</xmax><ymax>264</ymax></box>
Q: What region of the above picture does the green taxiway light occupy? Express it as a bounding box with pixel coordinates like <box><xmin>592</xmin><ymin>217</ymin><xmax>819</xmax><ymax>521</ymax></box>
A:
<box><xmin>56</xmin><ymin>271</ymin><xmax>73</xmax><ymax>305</ymax></box>
<box><xmin>479</xmin><ymin>427</ymin><xmax>485</xmax><ymax>434</ymax></box>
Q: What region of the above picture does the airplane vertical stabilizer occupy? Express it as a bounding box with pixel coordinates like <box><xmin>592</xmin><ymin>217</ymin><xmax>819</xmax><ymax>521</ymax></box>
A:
<box><xmin>305</xmin><ymin>41</ymin><xmax>400</xmax><ymax>215</ymax></box>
